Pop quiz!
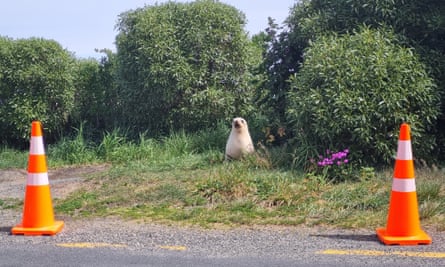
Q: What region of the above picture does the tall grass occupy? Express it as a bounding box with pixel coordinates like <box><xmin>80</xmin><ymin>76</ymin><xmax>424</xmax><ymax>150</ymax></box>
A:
<box><xmin>48</xmin><ymin>125</ymin><xmax>98</xmax><ymax>166</ymax></box>
<box><xmin>0</xmin><ymin>147</ymin><xmax>27</xmax><ymax>169</ymax></box>
<box><xmin>1</xmin><ymin>124</ymin><xmax>444</xmax><ymax>230</ymax></box>
<box><xmin>44</xmin><ymin>125</ymin><xmax>227</xmax><ymax>166</ymax></box>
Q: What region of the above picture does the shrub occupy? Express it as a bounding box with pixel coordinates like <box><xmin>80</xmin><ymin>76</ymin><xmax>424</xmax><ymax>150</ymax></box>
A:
<box><xmin>70</xmin><ymin>50</ymin><xmax>120</xmax><ymax>139</ymax></box>
<box><xmin>0</xmin><ymin>37</ymin><xmax>76</xmax><ymax>146</ymax></box>
<box><xmin>115</xmin><ymin>1</ymin><xmax>256</xmax><ymax>136</ymax></box>
<box><xmin>287</xmin><ymin>27</ymin><xmax>440</xmax><ymax>166</ymax></box>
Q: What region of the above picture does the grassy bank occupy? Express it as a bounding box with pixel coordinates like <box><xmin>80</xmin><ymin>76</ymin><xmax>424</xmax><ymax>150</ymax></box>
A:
<box><xmin>1</xmin><ymin>129</ymin><xmax>444</xmax><ymax>230</ymax></box>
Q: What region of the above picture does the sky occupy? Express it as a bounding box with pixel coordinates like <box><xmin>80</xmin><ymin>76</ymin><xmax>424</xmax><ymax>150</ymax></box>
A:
<box><xmin>0</xmin><ymin>1</ymin><xmax>296</xmax><ymax>58</ymax></box>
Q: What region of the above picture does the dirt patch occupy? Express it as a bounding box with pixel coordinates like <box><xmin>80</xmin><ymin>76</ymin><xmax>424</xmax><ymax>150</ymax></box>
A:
<box><xmin>0</xmin><ymin>164</ymin><xmax>109</xmax><ymax>199</ymax></box>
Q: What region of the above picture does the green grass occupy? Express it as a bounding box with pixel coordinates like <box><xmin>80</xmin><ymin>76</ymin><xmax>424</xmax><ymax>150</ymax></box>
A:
<box><xmin>1</xmin><ymin>128</ymin><xmax>445</xmax><ymax>230</ymax></box>
<box><xmin>0</xmin><ymin>198</ymin><xmax>22</xmax><ymax>210</ymax></box>
<box><xmin>0</xmin><ymin>147</ymin><xmax>27</xmax><ymax>169</ymax></box>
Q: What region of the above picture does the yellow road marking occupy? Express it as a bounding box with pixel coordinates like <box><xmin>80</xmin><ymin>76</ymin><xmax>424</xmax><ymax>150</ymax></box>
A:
<box><xmin>57</xmin><ymin>242</ymin><xmax>127</xmax><ymax>248</ymax></box>
<box><xmin>159</xmin><ymin>245</ymin><xmax>187</xmax><ymax>251</ymax></box>
<box><xmin>318</xmin><ymin>249</ymin><xmax>445</xmax><ymax>258</ymax></box>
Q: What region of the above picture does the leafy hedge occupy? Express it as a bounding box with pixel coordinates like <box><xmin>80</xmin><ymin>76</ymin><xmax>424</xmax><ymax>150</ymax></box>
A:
<box><xmin>115</xmin><ymin>1</ymin><xmax>256</xmax><ymax>136</ymax></box>
<box><xmin>287</xmin><ymin>27</ymin><xmax>440</xmax><ymax>166</ymax></box>
<box><xmin>0</xmin><ymin>37</ymin><xmax>75</xmax><ymax>145</ymax></box>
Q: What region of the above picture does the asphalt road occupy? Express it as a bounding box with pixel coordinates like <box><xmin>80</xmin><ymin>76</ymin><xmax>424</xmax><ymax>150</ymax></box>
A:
<box><xmin>1</xmin><ymin>211</ymin><xmax>445</xmax><ymax>267</ymax></box>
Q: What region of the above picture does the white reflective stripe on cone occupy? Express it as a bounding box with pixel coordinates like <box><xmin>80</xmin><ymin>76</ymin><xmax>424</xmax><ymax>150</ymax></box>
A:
<box><xmin>396</xmin><ymin>140</ymin><xmax>412</xmax><ymax>160</ymax></box>
<box><xmin>27</xmin><ymin>173</ymin><xmax>49</xmax><ymax>186</ymax></box>
<box><xmin>29</xmin><ymin>136</ymin><xmax>45</xmax><ymax>155</ymax></box>
<box><xmin>392</xmin><ymin>178</ymin><xmax>416</xmax><ymax>192</ymax></box>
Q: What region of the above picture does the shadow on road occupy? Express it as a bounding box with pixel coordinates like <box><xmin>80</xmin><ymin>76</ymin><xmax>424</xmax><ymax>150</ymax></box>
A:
<box><xmin>0</xmin><ymin>226</ymin><xmax>12</xmax><ymax>234</ymax></box>
<box><xmin>310</xmin><ymin>233</ymin><xmax>378</xmax><ymax>243</ymax></box>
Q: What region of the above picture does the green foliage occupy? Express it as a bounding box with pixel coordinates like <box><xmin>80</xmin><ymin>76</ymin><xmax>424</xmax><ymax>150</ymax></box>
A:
<box><xmin>0</xmin><ymin>37</ymin><xmax>76</xmax><ymax>145</ymax></box>
<box><xmin>0</xmin><ymin>146</ymin><xmax>27</xmax><ymax>169</ymax></box>
<box><xmin>256</xmin><ymin>18</ymin><xmax>304</xmax><ymax>126</ymax></box>
<box><xmin>2</xmin><ymin>126</ymin><xmax>445</xmax><ymax>229</ymax></box>
<box><xmin>286</xmin><ymin>0</ymin><xmax>445</xmax><ymax>54</ymax></box>
<box><xmin>309</xmin><ymin>149</ymin><xmax>354</xmax><ymax>182</ymax></box>
<box><xmin>115</xmin><ymin>0</ymin><xmax>256</xmax><ymax>135</ymax></box>
<box><xmin>97</xmin><ymin>129</ymin><xmax>128</xmax><ymax>161</ymax></box>
<box><xmin>287</xmin><ymin>27</ymin><xmax>440</xmax><ymax>166</ymax></box>
<box><xmin>71</xmin><ymin>59</ymin><xmax>101</xmax><ymax>133</ymax></box>
<box><xmin>42</xmin><ymin>122</ymin><xmax>227</xmax><ymax>167</ymax></box>
<box><xmin>286</xmin><ymin>0</ymin><xmax>445</xmax><ymax>126</ymax></box>
<box><xmin>70</xmin><ymin>50</ymin><xmax>120</xmax><ymax>139</ymax></box>
<box><xmin>261</xmin><ymin>0</ymin><xmax>445</xmax><ymax>154</ymax></box>
<box><xmin>48</xmin><ymin>125</ymin><xmax>98</xmax><ymax>165</ymax></box>
<box><xmin>188</xmin><ymin>120</ymin><xmax>229</xmax><ymax>153</ymax></box>
<box><xmin>55</xmin><ymin>191</ymin><xmax>99</xmax><ymax>216</ymax></box>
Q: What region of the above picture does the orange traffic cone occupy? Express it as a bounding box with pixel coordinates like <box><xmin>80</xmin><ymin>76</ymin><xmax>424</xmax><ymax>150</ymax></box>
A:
<box><xmin>376</xmin><ymin>123</ymin><xmax>431</xmax><ymax>245</ymax></box>
<box><xmin>12</xmin><ymin>121</ymin><xmax>64</xmax><ymax>236</ymax></box>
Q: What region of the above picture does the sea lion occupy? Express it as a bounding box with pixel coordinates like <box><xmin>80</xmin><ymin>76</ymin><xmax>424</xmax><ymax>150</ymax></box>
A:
<box><xmin>225</xmin><ymin>117</ymin><xmax>254</xmax><ymax>160</ymax></box>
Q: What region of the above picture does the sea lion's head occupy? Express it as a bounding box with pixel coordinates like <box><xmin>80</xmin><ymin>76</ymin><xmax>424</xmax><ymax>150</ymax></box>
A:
<box><xmin>232</xmin><ymin>117</ymin><xmax>248</xmax><ymax>132</ymax></box>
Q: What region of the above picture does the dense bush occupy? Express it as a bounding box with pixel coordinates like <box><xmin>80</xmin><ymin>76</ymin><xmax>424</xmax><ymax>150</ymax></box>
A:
<box><xmin>0</xmin><ymin>37</ymin><xmax>75</xmax><ymax>145</ymax></box>
<box><xmin>71</xmin><ymin>59</ymin><xmax>102</xmax><ymax>132</ymax></box>
<box><xmin>70</xmin><ymin>50</ymin><xmax>120</xmax><ymax>139</ymax></box>
<box><xmin>115</xmin><ymin>0</ymin><xmax>257</xmax><ymax>136</ymax></box>
<box><xmin>287</xmin><ymin>27</ymin><xmax>440</xmax><ymax>166</ymax></box>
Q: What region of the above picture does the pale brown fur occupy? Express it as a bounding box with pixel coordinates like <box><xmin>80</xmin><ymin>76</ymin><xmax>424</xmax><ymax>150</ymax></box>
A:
<box><xmin>225</xmin><ymin>117</ymin><xmax>254</xmax><ymax>160</ymax></box>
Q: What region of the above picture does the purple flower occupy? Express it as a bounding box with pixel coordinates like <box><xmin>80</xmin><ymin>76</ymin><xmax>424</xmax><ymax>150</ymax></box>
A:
<box><xmin>316</xmin><ymin>148</ymin><xmax>350</xmax><ymax>167</ymax></box>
